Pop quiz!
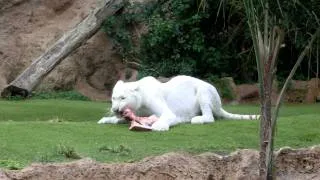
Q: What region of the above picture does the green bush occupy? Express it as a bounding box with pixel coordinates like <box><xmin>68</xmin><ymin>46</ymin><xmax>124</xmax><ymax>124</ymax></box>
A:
<box><xmin>103</xmin><ymin>0</ymin><xmax>320</xmax><ymax>82</ymax></box>
<box><xmin>0</xmin><ymin>159</ymin><xmax>23</xmax><ymax>170</ymax></box>
<box><xmin>3</xmin><ymin>90</ymin><xmax>90</xmax><ymax>101</ymax></box>
<box><xmin>99</xmin><ymin>144</ymin><xmax>131</xmax><ymax>156</ymax></box>
<box><xmin>206</xmin><ymin>76</ymin><xmax>236</xmax><ymax>100</ymax></box>
<box><xmin>56</xmin><ymin>144</ymin><xmax>81</xmax><ymax>159</ymax></box>
<box><xmin>31</xmin><ymin>91</ymin><xmax>90</xmax><ymax>101</ymax></box>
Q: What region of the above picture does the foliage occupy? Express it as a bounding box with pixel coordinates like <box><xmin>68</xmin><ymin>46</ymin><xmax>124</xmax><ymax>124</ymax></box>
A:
<box><xmin>99</xmin><ymin>144</ymin><xmax>132</xmax><ymax>156</ymax></box>
<box><xmin>0</xmin><ymin>99</ymin><xmax>319</xmax><ymax>169</ymax></box>
<box><xmin>269</xmin><ymin>0</ymin><xmax>320</xmax><ymax>80</ymax></box>
<box><xmin>103</xmin><ymin>0</ymin><xmax>320</xmax><ymax>83</ymax></box>
<box><xmin>0</xmin><ymin>159</ymin><xmax>23</xmax><ymax>170</ymax></box>
<box><xmin>2</xmin><ymin>91</ymin><xmax>90</xmax><ymax>101</ymax></box>
<box><xmin>30</xmin><ymin>91</ymin><xmax>90</xmax><ymax>101</ymax></box>
<box><xmin>56</xmin><ymin>144</ymin><xmax>81</xmax><ymax>159</ymax></box>
<box><xmin>102</xmin><ymin>1</ymin><xmax>156</xmax><ymax>62</ymax></box>
<box><xmin>206</xmin><ymin>75</ymin><xmax>236</xmax><ymax>100</ymax></box>
<box><xmin>4</xmin><ymin>95</ymin><xmax>25</xmax><ymax>101</ymax></box>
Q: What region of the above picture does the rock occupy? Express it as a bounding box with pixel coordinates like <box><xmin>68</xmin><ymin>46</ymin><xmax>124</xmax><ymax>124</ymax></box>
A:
<box><xmin>285</xmin><ymin>80</ymin><xmax>308</xmax><ymax>103</ymax></box>
<box><xmin>40</xmin><ymin>30</ymin><xmax>127</xmax><ymax>96</ymax></box>
<box><xmin>290</xmin><ymin>80</ymin><xmax>309</xmax><ymax>90</ymax></box>
<box><xmin>0</xmin><ymin>0</ymin><xmax>28</xmax><ymax>11</ymax></box>
<box><xmin>236</xmin><ymin>84</ymin><xmax>259</xmax><ymax>103</ymax></box>
<box><xmin>283</xmin><ymin>79</ymin><xmax>319</xmax><ymax>103</ymax></box>
<box><xmin>0</xmin><ymin>71</ymin><xmax>7</xmax><ymax>93</ymax></box>
<box><xmin>36</xmin><ymin>60</ymin><xmax>78</xmax><ymax>91</ymax></box>
<box><xmin>75</xmin><ymin>78</ymin><xmax>109</xmax><ymax>101</ymax></box>
<box><xmin>42</xmin><ymin>0</ymin><xmax>75</xmax><ymax>12</ymax></box>
<box><xmin>0</xmin><ymin>0</ymin><xmax>134</xmax><ymax>100</ymax></box>
<box><xmin>305</xmin><ymin>78</ymin><xmax>320</xmax><ymax>103</ymax></box>
<box><xmin>0</xmin><ymin>0</ymin><xmax>97</xmax><ymax>89</ymax></box>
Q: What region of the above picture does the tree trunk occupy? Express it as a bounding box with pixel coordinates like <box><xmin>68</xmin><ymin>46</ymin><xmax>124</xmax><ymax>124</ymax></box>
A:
<box><xmin>261</xmin><ymin>76</ymin><xmax>273</xmax><ymax>180</ymax></box>
<box><xmin>1</xmin><ymin>0</ymin><xmax>123</xmax><ymax>97</ymax></box>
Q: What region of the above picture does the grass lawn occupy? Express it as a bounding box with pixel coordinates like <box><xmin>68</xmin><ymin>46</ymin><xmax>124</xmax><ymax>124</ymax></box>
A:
<box><xmin>0</xmin><ymin>99</ymin><xmax>319</xmax><ymax>169</ymax></box>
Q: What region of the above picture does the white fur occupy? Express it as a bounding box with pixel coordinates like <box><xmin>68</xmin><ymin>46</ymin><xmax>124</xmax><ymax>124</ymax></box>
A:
<box><xmin>98</xmin><ymin>75</ymin><xmax>260</xmax><ymax>131</ymax></box>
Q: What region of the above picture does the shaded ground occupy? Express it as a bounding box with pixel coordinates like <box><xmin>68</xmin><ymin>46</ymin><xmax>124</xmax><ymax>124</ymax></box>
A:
<box><xmin>1</xmin><ymin>146</ymin><xmax>319</xmax><ymax>180</ymax></box>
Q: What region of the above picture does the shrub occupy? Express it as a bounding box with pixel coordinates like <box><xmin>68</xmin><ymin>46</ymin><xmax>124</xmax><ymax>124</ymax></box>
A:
<box><xmin>31</xmin><ymin>91</ymin><xmax>90</xmax><ymax>101</ymax></box>
<box><xmin>206</xmin><ymin>76</ymin><xmax>236</xmax><ymax>100</ymax></box>
<box><xmin>0</xmin><ymin>159</ymin><xmax>23</xmax><ymax>170</ymax></box>
<box><xmin>99</xmin><ymin>144</ymin><xmax>131</xmax><ymax>156</ymax></box>
<box><xmin>103</xmin><ymin>0</ymin><xmax>320</xmax><ymax>82</ymax></box>
<box><xmin>56</xmin><ymin>144</ymin><xmax>81</xmax><ymax>159</ymax></box>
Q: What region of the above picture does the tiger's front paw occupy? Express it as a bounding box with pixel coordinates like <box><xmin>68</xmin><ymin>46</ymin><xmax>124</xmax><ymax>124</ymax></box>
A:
<box><xmin>151</xmin><ymin>121</ymin><xmax>170</xmax><ymax>131</ymax></box>
<box><xmin>97</xmin><ymin>116</ymin><xmax>120</xmax><ymax>124</ymax></box>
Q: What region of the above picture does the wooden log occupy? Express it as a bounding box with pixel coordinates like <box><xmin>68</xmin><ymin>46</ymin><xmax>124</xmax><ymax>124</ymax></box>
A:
<box><xmin>1</xmin><ymin>0</ymin><xmax>123</xmax><ymax>97</ymax></box>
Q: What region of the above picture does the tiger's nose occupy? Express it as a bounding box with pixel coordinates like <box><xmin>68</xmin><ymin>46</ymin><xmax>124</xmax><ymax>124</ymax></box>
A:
<box><xmin>111</xmin><ymin>107</ymin><xmax>118</xmax><ymax>113</ymax></box>
<box><xmin>111</xmin><ymin>107</ymin><xmax>123</xmax><ymax>115</ymax></box>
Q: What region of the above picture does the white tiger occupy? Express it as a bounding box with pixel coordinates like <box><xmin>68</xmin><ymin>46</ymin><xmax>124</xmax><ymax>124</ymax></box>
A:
<box><xmin>98</xmin><ymin>75</ymin><xmax>259</xmax><ymax>131</ymax></box>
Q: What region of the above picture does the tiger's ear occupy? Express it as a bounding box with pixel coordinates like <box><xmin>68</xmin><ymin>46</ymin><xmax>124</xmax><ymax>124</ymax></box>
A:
<box><xmin>129</xmin><ymin>83</ymin><xmax>139</xmax><ymax>92</ymax></box>
<box><xmin>114</xmin><ymin>80</ymin><xmax>124</xmax><ymax>88</ymax></box>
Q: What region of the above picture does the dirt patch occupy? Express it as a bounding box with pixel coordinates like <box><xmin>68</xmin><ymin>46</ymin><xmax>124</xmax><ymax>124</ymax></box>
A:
<box><xmin>1</xmin><ymin>146</ymin><xmax>319</xmax><ymax>180</ymax></box>
<box><xmin>0</xmin><ymin>0</ymin><xmax>132</xmax><ymax>100</ymax></box>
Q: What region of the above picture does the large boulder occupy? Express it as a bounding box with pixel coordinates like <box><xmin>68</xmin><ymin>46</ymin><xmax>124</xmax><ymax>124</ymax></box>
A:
<box><xmin>305</xmin><ymin>78</ymin><xmax>320</xmax><ymax>103</ymax></box>
<box><xmin>284</xmin><ymin>79</ymin><xmax>318</xmax><ymax>103</ymax></box>
<box><xmin>0</xmin><ymin>72</ymin><xmax>7</xmax><ymax>92</ymax></box>
<box><xmin>0</xmin><ymin>0</ymin><xmax>141</xmax><ymax>100</ymax></box>
<box><xmin>235</xmin><ymin>79</ymin><xmax>278</xmax><ymax>104</ymax></box>
<box><xmin>236</xmin><ymin>84</ymin><xmax>260</xmax><ymax>103</ymax></box>
<box><xmin>0</xmin><ymin>0</ymin><xmax>92</xmax><ymax>92</ymax></box>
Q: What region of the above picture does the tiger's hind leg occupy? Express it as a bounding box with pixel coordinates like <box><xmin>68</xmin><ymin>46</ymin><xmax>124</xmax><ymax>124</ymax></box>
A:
<box><xmin>191</xmin><ymin>87</ymin><xmax>215</xmax><ymax>124</ymax></box>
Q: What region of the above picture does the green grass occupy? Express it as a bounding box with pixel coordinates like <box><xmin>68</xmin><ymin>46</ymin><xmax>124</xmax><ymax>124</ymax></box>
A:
<box><xmin>30</xmin><ymin>90</ymin><xmax>90</xmax><ymax>101</ymax></box>
<box><xmin>0</xmin><ymin>99</ymin><xmax>319</xmax><ymax>169</ymax></box>
<box><xmin>0</xmin><ymin>100</ymin><xmax>106</xmax><ymax>122</ymax></box>
<box><xmin>5</xmin><ymin>90</ymin><xmax>90</xmax><ymax>101</ymax></box>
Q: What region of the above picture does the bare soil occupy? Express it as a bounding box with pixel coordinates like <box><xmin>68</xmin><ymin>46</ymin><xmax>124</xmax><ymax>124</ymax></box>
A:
<box><xmin>0</xmin><ymin>0</ymin><xmax>136</xmax><ymax>100</ymax></box>
<box><xmin>1</xmin><ymin>146</ymin><xmax>319</xmax><ymax>180</ymax></box>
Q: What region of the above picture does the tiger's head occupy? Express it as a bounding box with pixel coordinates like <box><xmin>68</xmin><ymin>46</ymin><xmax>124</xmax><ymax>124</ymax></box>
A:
<box><xmin>110</xmin><ymin>80</ymin><xmax>142</xmax><ymax>116</ymax></box>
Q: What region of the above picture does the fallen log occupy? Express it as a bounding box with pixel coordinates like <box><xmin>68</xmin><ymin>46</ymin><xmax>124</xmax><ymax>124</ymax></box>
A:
<box><xmin>1</xmin><ymin>0</ymin><xmax>123</xmax><ymax>97</ymax></box>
